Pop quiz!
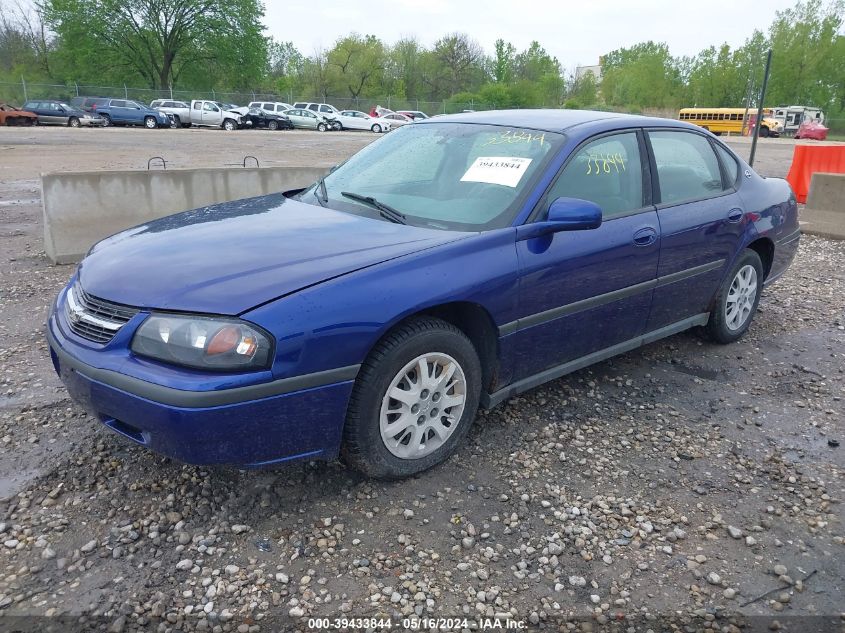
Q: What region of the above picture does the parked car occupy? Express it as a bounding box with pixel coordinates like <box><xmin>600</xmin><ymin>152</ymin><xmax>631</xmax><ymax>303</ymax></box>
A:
<box><xmin>230</xmin><ymin>107</ymin><xmax>293</xmax><ymax>130</ymax></box>
<box><xmin>248</xmin><ymin>101</ymin><xmax>293</xmax><ymax>117</ymax></box>
<box><xmin>336</xmin><ymin>110</ymin><xmax>392</xmax><ymax>132</ymax></box>
<box><xmin>398</xmin><ymin>110</ymin><xmax>429</xmax><ymax>120</ymax></box>
<box><xmin>69</xmin><ymin>96</ymin><xmax>110</xmax><ymax>113</ymax></box>
<box><xmin>283</xmin><ymin>108</ymin><xmax>334</xmax><ymax>131</ymax></box>
<box><xmin>293</xmin><ymin>103</ymin><xmax>342</xmax><ymax>130</ymax></box>
<box><xmin>94</xmin><ymin>99</ymin><xmax>170</xmax><ymax>128</ymax></box>
<box><xmin>188</xmin><ymin>100</ymin><xmax>242</xmax><ymax>130</ymax></box>
<box><xmin>382</xmin><ymin>112</ymin><xmax>413</xmax><ymax>128</ymax></box>
<box><xmin>21</xmin><ymin>100</ymin><xmax>104</xmax><ymax>127</ymax></box>
<box><xmin>46</xmin><ymin>110</ymin><xmax>799</xmax><ymax>478</ymax></box>
<box><xmin>0</xmin><ymin>103</ymin><xmax>38</xmax><ymax>126</ymax></box>
<box><xmin>150</xmin><ymin>100</ymin><xmax>192</xmax><ymax>128</ymax></box>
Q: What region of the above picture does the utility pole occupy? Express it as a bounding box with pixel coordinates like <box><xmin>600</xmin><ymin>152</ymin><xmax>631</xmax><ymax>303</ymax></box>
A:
<box><xmin>749</xmin><ymin>49</ymin><xmax>772</xmax><ymax>168</ymax></box>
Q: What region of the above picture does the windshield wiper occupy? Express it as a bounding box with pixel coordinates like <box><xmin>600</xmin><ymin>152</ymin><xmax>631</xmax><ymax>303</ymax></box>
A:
<box><xmin>341</xmin><ymin>191</ymin><xmax>407</xmax><ymax>225</ymax></box>
<box><xmin>313</xmin><ymin>176</ymin><xmax>328</xmax><ymax>205</ymax></box>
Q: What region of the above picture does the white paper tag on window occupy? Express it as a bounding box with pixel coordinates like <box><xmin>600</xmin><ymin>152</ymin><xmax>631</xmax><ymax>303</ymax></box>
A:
<box><xmin>460</xmin><ymin>156</ymin><xmax>533</xmax><ymax>188</ymax></box>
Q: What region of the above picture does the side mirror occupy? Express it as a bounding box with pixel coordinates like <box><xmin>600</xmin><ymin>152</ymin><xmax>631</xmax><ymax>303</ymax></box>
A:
<box><xmin>517</xmin><ymin>197</ymin><xmax>602</xmax><ymax>240</ymax></box>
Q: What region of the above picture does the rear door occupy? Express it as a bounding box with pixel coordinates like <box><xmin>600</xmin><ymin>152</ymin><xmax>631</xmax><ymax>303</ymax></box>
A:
<box><xmin>645</xmin><ymin>129</ymin><xmax>746</xmax><ymax>331</ymax></box>
<box><xmin>512</xmin><ymin>130</ymin><xmax>660</xmax><ymax>380</ymax></box>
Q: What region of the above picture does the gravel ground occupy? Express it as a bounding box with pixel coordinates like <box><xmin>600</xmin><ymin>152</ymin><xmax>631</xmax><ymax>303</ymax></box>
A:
<box><xmin>0</xmin><ymin>127</ymin><xmax>843</xmax><ymax>632</ymax></box>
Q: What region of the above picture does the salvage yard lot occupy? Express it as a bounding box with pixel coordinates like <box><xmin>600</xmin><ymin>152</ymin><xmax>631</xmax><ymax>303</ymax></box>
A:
<box><xmin>0</xmin><ymin>127</ymin><xmax>843</xmax><ymax>631</ymax></box>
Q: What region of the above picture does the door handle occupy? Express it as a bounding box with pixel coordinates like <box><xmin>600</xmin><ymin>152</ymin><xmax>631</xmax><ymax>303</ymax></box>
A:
<box><xmin>727</xmin><ymin>208</ymin><xmax>744</xmax><ymax>223</ymax></box>
<box><xmin>633</xmin><ymin>227</ymin><xmax>657</xmax><ymax>246</ymax></box>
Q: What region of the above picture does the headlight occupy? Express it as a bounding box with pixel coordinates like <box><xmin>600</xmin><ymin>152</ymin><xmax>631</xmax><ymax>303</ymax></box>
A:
<box><xmin>131</xmin><ymin>314</ymin><xmax>273</xmax><ymax>371</ymax></box>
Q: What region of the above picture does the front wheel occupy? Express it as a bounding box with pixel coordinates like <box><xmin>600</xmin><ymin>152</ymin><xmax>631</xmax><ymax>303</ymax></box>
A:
<box><xmin>342</xmin><ymin>317</ymin><xmax>482</xmax><ymax>479</ymax></box>
<box><xmin>222</xmin><ymin>119</ymin><xmax>236</xmax><ymax>131</ymax></box>
<box><xmin>268</xmin><ymin>120</ymin><xmax>279</xmax><ymax>131</ymax></box>
<box><xmin>68</xmin><ymin>117</ymin><xmax>80</xmax><ymax>128</ymax></box>
<box><xmin>760</xmin><ymin>127</ymin><xmax>770</xmax><ymax>138</ymax></box>
<box><xmin>144</xmin><ymin>116</ymin><xmax>157</xmax><ymax>129</ymax></box>
<box><xmin>317</xmin><ymin>122</ymin><xmax>327</xmax><ymax>132</ymax></box>
<box><xmin>371</xmin><ymin>124</ymin><xmax>382</xmax><ymax>133</ymax></box>
<box><xmin>705</xmin><ymin>250</ymin><xmax>763</xmax><ymax>344</ymax></box>
<box><xmin>100</xmin><ymin>114</ymin><xmax>111</xmax><ymax>127</ymax></box>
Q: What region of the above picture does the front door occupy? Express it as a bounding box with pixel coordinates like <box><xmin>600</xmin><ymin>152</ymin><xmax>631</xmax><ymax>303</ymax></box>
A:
<box><xmin>512</xmin><ymin>130</ymin><xmax>660</xmax><ymax>381</ymax></box>
<box><xmin>644</xmin><ymin>130</ymin><xmax>746</xmax><ymax>331</ymax></box>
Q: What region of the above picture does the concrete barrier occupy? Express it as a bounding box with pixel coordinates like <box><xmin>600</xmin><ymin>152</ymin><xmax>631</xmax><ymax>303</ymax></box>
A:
<box><xmin>801</xmin><ymin>172</ymin><xmax>845</xmax><ymax>240</ymax></box>
<box><xmin>42</xmin><ymin>166</ymin><xmax>329</xmax><ymax>264</ymax></box>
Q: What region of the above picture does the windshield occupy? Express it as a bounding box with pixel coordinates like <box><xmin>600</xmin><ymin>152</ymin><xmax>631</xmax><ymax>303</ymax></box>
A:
<box><xmin>301</xmin><ymin>122</ymin><xmax>563</xmax><ymax>231</ymax></box>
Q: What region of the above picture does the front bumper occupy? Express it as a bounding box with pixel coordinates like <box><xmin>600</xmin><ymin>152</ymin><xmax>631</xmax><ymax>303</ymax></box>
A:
<box><xmin>47</xmin><ymin>305</ymin><xmax>355</xmax><ymax>467</ymax></box>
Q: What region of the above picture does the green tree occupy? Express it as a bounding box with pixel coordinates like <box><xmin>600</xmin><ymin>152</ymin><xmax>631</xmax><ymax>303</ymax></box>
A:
<box><xmin>493</xmin><ymin>39</ymin><xmax>516</xmax><ymax>83</ymax></box>
<box><xmin>766</xmin><ymin>0</ymin><xmax>843</xmax><ymax>108</ymax></box>
<box><xmin>601</xmin><ymin>41</ymin><xmax>681</xmax><ymax>108</ymax></box>
<box><xmin>43</xmin><ymin>0</ymin><xmax>267</xmax><ymax>89</ymax></box>
<box><xmin>326</xmin><ymin>34</ymin><xmax>385</xmax><ymax>98</ymax></box>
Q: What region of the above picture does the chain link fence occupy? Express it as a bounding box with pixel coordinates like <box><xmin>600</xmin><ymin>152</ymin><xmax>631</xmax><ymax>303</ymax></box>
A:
<box><xmin>0</xmin><ymin>79</ymin><xmax>497</xmax><ymax>116</ymax></box>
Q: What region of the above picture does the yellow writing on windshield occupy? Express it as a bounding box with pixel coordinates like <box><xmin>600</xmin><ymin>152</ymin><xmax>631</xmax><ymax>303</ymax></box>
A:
<box><xmin>482</xmin><ymin>130</ymin><xmax>547</xmax><ymax>147</ymax></box>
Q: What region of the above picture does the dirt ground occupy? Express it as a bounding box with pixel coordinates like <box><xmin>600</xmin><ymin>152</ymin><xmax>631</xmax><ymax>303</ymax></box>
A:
<box><xmin>0</xmin><ymin>126</ymin><xmax>842</xmax><ymax>633</ymax></box>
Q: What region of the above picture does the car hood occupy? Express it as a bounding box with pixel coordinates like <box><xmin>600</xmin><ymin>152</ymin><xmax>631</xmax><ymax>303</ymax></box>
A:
<box><xmin>79</xmin><ymin>194</ymin><xmax>466</xmax><ymax>315</ymax></box>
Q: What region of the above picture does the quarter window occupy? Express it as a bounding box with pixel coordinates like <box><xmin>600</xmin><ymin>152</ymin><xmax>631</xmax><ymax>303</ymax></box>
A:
<box><xmin>714</xmin><ymin>143</ymin><xmax>739</xmax><ymax>186</ymax></box>
<box><xmin>649</xmin><ymin>131</ymin><xmax>725</xmax><ymax>204</ymax></box>
<box><xmin>546</xmin><ymin>132</ymin><xmax>644</xmax><ymax>219</ymax></box>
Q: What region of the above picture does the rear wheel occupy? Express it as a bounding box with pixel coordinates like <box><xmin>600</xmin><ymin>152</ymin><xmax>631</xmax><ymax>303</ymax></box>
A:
<box><xmin>68</xmin><ymin>116</ymin><xmax>81</xmax><ymax>128</ymax></box>
<box><xmin>317</xmin><ymin>122</ymin><xmax>327</xmax><ymax>132</ymax></box>
<box><xmin>172</xmin><ymin>115</ymin><xmax>182</xmax><ymax>128</ymax></box>
<box><xmin>342</xmin><ymin>317</ymin><xmax>481</xmax><ymax>479</ymax></box>
<box><xmin>705</xmin><ymin>249</ymin><xmax>763</xmax><ymax>344</ymax></box>
<box><xmin>760</xmin><ymin>126</ymin><xmax>770</xmax><ymax>138</ymax></box>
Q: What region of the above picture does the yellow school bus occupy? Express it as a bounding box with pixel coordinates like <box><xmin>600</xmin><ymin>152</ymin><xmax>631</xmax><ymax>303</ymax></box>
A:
<box><xmin>678</xmin><ymin>108</ymin><xmax>782</xmax><ymax>137</ymax></box>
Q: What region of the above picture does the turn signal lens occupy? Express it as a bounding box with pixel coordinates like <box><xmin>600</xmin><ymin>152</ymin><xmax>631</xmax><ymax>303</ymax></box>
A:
<box><xmin>207</xmin><ymin>326</ymin><xmax>240</xmax><ymax>355</ymax></box>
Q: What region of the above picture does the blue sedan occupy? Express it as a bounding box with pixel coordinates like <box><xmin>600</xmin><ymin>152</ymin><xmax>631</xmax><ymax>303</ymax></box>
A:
<box><xmin>47</xmin><ymin>110</ymin><xmax>800</xmax><ymax>478</ymax></box>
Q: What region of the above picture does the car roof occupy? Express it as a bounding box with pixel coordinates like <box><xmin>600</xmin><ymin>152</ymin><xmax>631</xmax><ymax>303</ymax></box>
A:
<box><xmin>423</xmin><ymin>109</ymin><xmax>694</xmax><ymax>134</ymax></box>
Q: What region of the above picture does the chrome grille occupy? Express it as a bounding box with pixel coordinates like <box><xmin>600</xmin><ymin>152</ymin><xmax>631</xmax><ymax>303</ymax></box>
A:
<box><xmin>64</xmin><ymin>283</ymin><xmax>139</xmax><ymax>344</ymax></box>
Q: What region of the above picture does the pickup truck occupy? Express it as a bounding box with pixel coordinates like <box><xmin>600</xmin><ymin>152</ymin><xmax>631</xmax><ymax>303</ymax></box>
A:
<box><xmin>189</xmin><ymin>100</ymin><xmax>242</xmax><ymax>130</ymax></box>
<box><xmin>150</xmin><ymin>99</ymin><xmax>192</xmax><ymax>128</ymax></box>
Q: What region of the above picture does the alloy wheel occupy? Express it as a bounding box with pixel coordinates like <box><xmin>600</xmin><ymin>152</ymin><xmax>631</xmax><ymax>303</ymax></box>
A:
<box><xmin>379</xmin><ymin>353</ymin><xmax>467</xmax><ymax>460</ymax></box>
<box><xmin>725</xmin><ymin>264</ymin><xmax>758</xmax><ymax>331</ymax></box>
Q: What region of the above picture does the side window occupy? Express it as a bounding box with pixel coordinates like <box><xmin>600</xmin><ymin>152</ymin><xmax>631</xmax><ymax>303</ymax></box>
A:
<box><xmin>308</xmin><ymin>104</ymin><xmax>318</xmax><ymax>112</ymax></box>
<box><xmin>714</xmin><ymin>143</ymin><xmax>739</xmax><ymax>187</ymax></box>
<box><xmin>193</xmin><ymin>102</ymin><xmax>201</xmax><ymax>110</ymax></box>
<box><xmin>547</xmin><ymin>132</ymin><xmax>644</xmax><ymax>219</ymax></box>
<box><xmin>649</xmin><ymin>131</ymin><xmax>724</xmax><ymax>205</ymax></box>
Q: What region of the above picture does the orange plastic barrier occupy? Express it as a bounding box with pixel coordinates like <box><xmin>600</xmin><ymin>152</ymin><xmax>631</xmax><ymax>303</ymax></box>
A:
<box><xmin>786</xmin><ymin>144</ymin><xmax>845</xmax><ymax>203</ymax></box>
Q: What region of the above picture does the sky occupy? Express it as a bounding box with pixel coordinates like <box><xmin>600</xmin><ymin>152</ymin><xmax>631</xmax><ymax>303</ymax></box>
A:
<box><xmin>264</xmin><ymin>0</ymin><xmax>799</xmax><ymax>71</ymax></box>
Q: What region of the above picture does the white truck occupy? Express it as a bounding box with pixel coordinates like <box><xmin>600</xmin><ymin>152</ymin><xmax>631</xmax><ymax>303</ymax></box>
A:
<box><xmin>188</xmin><ymin>100</ymin><xmax>242</xmax><ymax>130</ymax></box>
<box><xmin>770</xmin><ymin>105</ymin><xmax>825</xmax><ymax>137</ymax></box>
<box><xmin>150</xmin><ymin>99</ymin><xmax>192</xmax><ymax>128</ymax></box>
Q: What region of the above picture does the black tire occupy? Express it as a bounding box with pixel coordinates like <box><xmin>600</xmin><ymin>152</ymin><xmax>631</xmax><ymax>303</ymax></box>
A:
<box><xmin>268</xmin><ymin>120</ymin><xmax>279</xmax><ymax>131</ymax></box>
<box><xmin>317</xmin><ymin>122</ymin><xmax>327</xmax><ymax>132</ymax></box>
<box><xmin>760</xmin><ymin>126</ymin><xmax>770</xmax><ymax>138</ymax></box>
<box><xmin>172</xmin><ymin>115</ymin><xmax>182</xmax><ymax>129</ymax></box>
<box><xmin>144</xmin><ymin>116</ymin><xmax>157</xmax><ymax>129</ymax></box>
<box><xmin>342</xmin><ymin>317</ymin><xmax>482</xmax><ymax>479</ymax></box>
<box><xmin>101</xmin><ymin>114</ymin><xmax>111</xmax><ymax>127</ymax></box>
<box><xmin>223</xmin><ymin>119</ymin><xmax>236</xmax><ymax>131</ymax></box>
<box><xmin>705</xmin><ymin>249</ymin><xmax>764</xmax><ymax>344</ymax></box>
<box><xmin>68</xmin><ymin>116</ymin><xmax>80</xmax><ymax>128</ymax></box>
<box><xmin>371</xmin><ymin>124</ymin><xmax>382</xmax><ymax>133</ymax></box>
